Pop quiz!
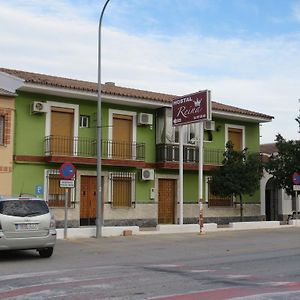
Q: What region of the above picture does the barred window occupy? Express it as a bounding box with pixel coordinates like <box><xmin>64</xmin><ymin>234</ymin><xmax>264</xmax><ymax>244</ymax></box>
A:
<box><xmin>0</xmin><ymin>115</ymin><xmax>4</xmax><ymax>145</ymax></box>
<box><xmin>206</xmin><ymin>177</ymin><xmax>233</xmax><ymax>207</ymax></box>
<box><xmin>109</xmin><ymin>172</ymin><xmax>135</xmax><ymax>208</ymax></box>
<box><xmin>46</xmin><ymin>171</ymin><xmax>74</xmax><ymax>208</ymax></box>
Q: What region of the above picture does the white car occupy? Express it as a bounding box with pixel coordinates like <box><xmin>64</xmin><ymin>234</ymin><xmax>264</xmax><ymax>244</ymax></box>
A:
<box><xmin>0</xmin><ymin>195</ymin><xmax>56</xmax><ymax>258</ymax></box>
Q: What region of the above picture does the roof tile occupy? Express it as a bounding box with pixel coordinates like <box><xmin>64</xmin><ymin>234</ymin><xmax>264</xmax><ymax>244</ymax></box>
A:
<box><xmin>0</xmin><ymin>67</ymin><xmax>273</xmax><ymax>120</ymax></box>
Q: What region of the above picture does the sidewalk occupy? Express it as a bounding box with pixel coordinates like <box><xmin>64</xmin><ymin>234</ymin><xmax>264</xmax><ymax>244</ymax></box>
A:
<box><xmin>56</xmin><ymin>220</ymin><xmax>300</xmax><ymax>239</ymax></box>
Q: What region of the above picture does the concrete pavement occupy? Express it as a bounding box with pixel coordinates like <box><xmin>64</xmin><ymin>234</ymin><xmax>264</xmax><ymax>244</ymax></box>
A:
<box><xmin>56</xmin><ymin>220</ymin><xmax>300</xmax><ymax>239</ymax></box>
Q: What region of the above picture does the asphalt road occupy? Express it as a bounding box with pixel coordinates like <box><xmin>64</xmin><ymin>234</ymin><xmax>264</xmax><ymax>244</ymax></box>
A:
<box><xmin>1</xmin><ymin>227</ymin><xmax>300</xmax><ymax>299</ymax></box>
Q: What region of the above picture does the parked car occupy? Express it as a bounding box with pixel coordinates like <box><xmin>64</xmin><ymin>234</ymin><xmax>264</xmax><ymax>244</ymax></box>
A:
<box><xmin>0</xmin><ymin>195</ymin><xmax>56</xmax><ymax>258</ymax></box>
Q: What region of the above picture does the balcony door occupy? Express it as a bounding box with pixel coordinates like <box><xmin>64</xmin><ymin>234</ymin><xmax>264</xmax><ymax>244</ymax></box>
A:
<box><xmin>226</xmin><ymin>125</ymin><xmax>245</xmax><ymax>152</ymax></box>
<box><xmin>112</xmin><ymin>114</ymin><xmax>133</xmax><ymax>159</ymax></box>
<box><xmin>50</xmin><ymin>107</ymin><xmax>74</xmax><ymax>155</ymax></box>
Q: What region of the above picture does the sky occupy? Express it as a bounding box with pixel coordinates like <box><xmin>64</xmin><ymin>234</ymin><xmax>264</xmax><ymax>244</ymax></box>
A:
<box><xmin>0</xmin><ymin>0</ymin><xmax>299</xmax><ymax>144</ymax></box>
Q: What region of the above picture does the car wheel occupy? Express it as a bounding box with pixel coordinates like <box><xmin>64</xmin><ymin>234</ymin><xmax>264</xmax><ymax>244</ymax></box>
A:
<box><xmin>38</xmin><ymin>247</ymin><xmax>54</xmax><ymax>258</ymax></box>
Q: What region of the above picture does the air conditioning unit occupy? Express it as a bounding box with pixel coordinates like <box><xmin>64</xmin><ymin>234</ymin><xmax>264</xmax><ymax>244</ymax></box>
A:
<box><xmin>31</xmin><ymin>101</ymin><xmax>48</xmax><ymax>114</ymax></box>
<box><xmin>138</xmin><ymin>113</ymin><xmax>153</xmax><ymax>125</ymax></box>
<box><xmin>141</xmin><ymin>168</ymin><xmax>155</xmax><ymax>181</ymax></box>
<box><xmin>204</xmin><ymin>120</ymin><xmax>215</xmax><ymax>131</ymax></box>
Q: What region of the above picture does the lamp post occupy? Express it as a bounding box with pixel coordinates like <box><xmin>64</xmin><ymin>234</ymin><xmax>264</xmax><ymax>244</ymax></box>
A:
<box><xmin>96</xmin><ymin>0</ymin><xmax>111</xmax><ymax>238</ymax></box>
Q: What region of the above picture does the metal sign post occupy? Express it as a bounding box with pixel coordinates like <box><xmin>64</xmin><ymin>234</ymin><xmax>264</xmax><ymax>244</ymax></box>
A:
<box><xmin>64</xmin><ymin>188</ymin><xmax>69</xmax><ymax>239</ymax></box>
<box><xmin>59</xmin><ymin>162</ymin><xmax>76</xmax><ymax>240</ymax></box>
<box><xmin>179</xmin><ymin>126</ymin><xmax>184</xmax><ymax>225</ymax></box>
<box><xmin>292</xmin><ymin>172</ymin><xmax>300</xmax><ymax>226</ymax></box>
<box><xmin>172</xmin><ymin>90</ymin><xmax>211</xmax><ymax>228</ymax></box>
<box><xmin>198</xmin><ymin>121</ymin><xmax>204</xmax><ymax>234</ymax></box>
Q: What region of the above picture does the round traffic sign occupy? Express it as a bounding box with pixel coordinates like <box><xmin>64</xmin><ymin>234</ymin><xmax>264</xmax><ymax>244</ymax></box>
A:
<box><xmin>59</xmin><ymin>162</ymin><xmax>76</xmax><ymax>179</ymax></box>
<box><xmin>292</xmin><ymin>172</ymin><xmax>300</xmax><ymax>185</ymax></box>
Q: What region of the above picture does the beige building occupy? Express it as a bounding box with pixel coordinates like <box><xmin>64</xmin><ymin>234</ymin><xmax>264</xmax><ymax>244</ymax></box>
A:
<box><xmin>0</xmin><ymin>88</ymin><xmax>15</xmax><ymax>195</ymax></box>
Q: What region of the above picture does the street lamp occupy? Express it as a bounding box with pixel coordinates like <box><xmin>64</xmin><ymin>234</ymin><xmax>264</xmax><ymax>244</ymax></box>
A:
<box><xmin>96</xmin><ymin>0</ymin><xmax>111</xmax><ymax>238</ymax></box>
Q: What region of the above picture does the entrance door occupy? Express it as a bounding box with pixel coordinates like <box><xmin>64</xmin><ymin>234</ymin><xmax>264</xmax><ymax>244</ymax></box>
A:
<box><xmin>265</xmin><ymin>178</ymin><xmax>279</xmax><ymax>221</ymax></box>
<box><xmin>112</xmin><ymin>114</ymin><xmax>132</xmax><ymax>159</ymax></box>
<box><xmin>158</xmin><ymin>179</ymin><xmax>176</xmax><ymax>224</ymax></box>
<box><xmin>80</xmin><ymin>176</ymin><xmax>97</xmax><ymax>226</ymax></box>
<box><xmin>50</xmin><ymin>107</ymin><xmax>74</xmax><ymax>155</ymax></box>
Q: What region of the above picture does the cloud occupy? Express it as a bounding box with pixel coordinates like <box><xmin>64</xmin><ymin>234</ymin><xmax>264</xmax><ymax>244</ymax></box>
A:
<box><xmin>293</xmin><ymin>1</ymin><xmax>300</xmax><ymax>21</ymax></box>
<box><xmin>0</xmin><ymin>0</ymin><xmax>299</xmax><ymax>143</ymax></box>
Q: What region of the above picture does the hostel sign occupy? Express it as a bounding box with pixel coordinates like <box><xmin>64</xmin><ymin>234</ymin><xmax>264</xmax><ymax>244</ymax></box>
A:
<box><xmin>172</xmin><ymin>90</ymin><xmax>211</xmax><ymax>126</ymax></box>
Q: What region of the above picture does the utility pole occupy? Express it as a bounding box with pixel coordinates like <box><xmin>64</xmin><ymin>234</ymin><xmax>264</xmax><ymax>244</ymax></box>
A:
<box><xmin>96</xmin><ymin>0</ymin><xmax>111</xmax><ymax>238</ymax></box>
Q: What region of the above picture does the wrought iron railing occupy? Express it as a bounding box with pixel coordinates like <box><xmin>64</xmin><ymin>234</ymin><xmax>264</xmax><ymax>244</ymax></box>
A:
<box><xmin>44</xmin><ymin>136</ymin><xmax>145</xmax><ymax>160</ymax></box>
<box><xmin>156</xmin><ymin>143</ymin><xmax>224</xmax><ymax>165</ymax></box>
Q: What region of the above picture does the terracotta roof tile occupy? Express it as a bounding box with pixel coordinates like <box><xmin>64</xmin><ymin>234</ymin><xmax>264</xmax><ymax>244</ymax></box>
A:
<box><xmin>260</xmin><ymin>143</ymin><xmax>277</xmax><ymax>154</ymax></box>
<box><xmin>0</xmin><ymin>67</ymin><xmax>273</xmax><ymax>120</ymax></box>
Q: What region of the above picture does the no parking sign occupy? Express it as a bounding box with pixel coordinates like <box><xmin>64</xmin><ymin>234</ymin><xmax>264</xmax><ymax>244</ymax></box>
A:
<box><xmin>59</xmin><ymin>162</ymin><xmax>76</xmax><ymax>179</ymax></box>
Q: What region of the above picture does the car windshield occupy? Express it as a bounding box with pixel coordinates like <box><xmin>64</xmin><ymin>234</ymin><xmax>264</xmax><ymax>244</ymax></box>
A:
<box><xmin>0</xmin><ymin>200</ymin><xmax>49</xmax><ymax>217</ymax></box>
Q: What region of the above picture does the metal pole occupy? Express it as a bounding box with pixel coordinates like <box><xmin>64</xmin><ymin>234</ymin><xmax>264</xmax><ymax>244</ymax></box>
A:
<box><xmin>198</xmin><ymin>122</ymin><xmax>204</xmax><ymax>233</ymax></box>
<box><xmin>198</xmin><ymin>122</ymin><xmax>204</xmax><ymax>201</ymax></box>
<box><xmin>96</xmin><ymin>0</ymin><xmax>111</xmax><ymax>238</ymax></box>
<box><xmin>64</xmin><ymin>188</ymin><xmax>68</xmax><ymax>239</ymax></box>
<box><xmin>296</xmin><ymin>191</ymin><xmax>299</xmax><ymax>227</ymax></box>
<box><xmin>179</xmin><ymin>126</ymin><xmax>184</xmax><ymax>225</ymax></box>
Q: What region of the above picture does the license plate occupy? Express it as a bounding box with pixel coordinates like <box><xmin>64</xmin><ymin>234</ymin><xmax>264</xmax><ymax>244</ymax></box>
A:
<box><xmin>15</xmin><ymin>223</ymin><xmax>38</xmax><ymax>231</ymax></box>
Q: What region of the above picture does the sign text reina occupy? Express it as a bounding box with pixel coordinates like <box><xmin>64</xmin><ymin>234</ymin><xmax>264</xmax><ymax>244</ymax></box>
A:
<box><xmin>172</xmin><ymin>91</ymin><xmax>209</xmax><ymax>126</ymax></box>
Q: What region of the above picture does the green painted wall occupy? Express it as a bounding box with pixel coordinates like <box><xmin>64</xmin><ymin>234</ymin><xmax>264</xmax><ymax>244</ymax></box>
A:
<box><xmin>204</xmin><ymin>117</ymin><xmax>260</xmax><ymax>152</ymax></box>
<box><xmin>15</xmin><ymin>92</ymin><xmax>156</xmax><ymax>162</ymax></box>
<box><xmin>12</xmin><ymin>163</ymin><xmax>46</xmax><ymax>195</ymax></box>
<box><xmin>13</xmin><ymin>91</ymin><xmax>261</xmax><ymax>207</ymax></box>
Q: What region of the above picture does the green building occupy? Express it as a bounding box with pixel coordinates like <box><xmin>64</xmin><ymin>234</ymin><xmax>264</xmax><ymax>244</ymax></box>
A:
<box><xmin>0</xmin><ymin>68</ymin><xmax>273</xmax><ymax>227</ymax></box>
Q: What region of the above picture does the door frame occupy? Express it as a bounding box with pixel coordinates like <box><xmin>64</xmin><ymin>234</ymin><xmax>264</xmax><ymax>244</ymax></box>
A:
<box><xmin>45</xmin><ymin>101</ymin><xmax>79</xmax><ymax>154</ymax></box>
<box><xmin>108</xmin><ymin>109</ymin><xmax>137</xmax><ymax>158</ymax></box>
<box><xmin>76</xmin><ymin>170</ymin><xmax>108</xmax><ymax>224</ymax></box>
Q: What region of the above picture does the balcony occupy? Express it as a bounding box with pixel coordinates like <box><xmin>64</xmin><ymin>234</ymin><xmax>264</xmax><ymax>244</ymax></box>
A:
<box><xmin>44</xmin><ymin>136</ymin><xmax>145</xmax><ymax>161</ymax></box>
<box><xmin>156</xmin><ymin>143</ymin><xmax>224</xmax><ymax>165</ymax></box>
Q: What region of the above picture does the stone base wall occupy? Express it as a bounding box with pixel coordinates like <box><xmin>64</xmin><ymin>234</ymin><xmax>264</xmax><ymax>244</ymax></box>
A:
<box><xmin>53</xmin><ymin>202</ymin><xmax>264</xmax><ymax>228</ymax></box>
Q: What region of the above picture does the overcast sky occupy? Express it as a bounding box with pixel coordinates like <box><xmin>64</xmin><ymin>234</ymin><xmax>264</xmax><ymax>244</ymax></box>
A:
<box><xmin>0</xmin><ymin>0</ymin><xmax>299</xmax><ymax>143</ymax></box>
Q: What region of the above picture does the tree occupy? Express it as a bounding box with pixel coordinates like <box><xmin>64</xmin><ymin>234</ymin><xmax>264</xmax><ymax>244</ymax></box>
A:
<box><xmin>265</xmin><ymin>134</ymin><xmax>300</xmax><ymax>196</ymax></box>
<box><xmin>210</xmin><ymin>141</ymin><xmax>263</xmax><ymax>221</ymax></box>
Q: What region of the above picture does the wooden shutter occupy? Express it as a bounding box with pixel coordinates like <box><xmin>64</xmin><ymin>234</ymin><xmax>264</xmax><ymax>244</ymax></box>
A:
<box><xmin>112</xmin><ymin>176</ymin><xmax>131</xmax><ymax>207</ymax></box>
<box><xmin>228</xmin><ymin>128</ymin><xmax>243</xmax><ymax>151</ymax></box>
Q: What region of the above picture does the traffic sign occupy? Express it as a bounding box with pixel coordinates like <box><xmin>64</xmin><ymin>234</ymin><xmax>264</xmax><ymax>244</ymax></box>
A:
<box><xmin>293</xmin><ymin>185</ymin><xmax>300</xmax><ymax>191</ymax></box>
<box><xmin>59</xmin><ymin>162</ymin><xmax>76</xmax><ymax>179</ymax></box>
<box><xmin>60</xmin><ymin>180</ymin><xmax>75</xmax><ymax>188</ymax></box>
<box><xmin>35</xmin><ymin>185</ymin><xmax>44</xmax><ymax>195</ymax></box>
<box><xmin>292</xmin><ymin>172</ymin><xmax>300</xmax><ymax>185</ymax></box>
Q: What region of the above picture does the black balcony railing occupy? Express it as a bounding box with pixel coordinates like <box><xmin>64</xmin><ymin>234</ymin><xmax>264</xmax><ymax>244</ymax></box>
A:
<box><xmin>44</xmin><ymin>136</ymin><xmax>145</xmax><ymax>160</ymax></box>
<box><xmin>156</xmin><ymin>143</ymin><xmax>224</xmax><ymax>165</ymax></box>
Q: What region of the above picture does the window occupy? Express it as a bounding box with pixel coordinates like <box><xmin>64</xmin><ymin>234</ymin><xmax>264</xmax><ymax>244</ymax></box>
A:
<box><xmin>225</xmin><ymin>124</ymin><xmax>245</xmax><ymax>151</ymax></box>
<box><xmin>206</xmin><ymin>177</ymin><xmax>233</xmax><ymax>207</ymax></box>
<box><xmin>0</xmin><ymin>200</ymin><xmax>49</xmax><ymax>217</ymax></box>
<box><xmin>0</xmin><ymin>115</ymin><xmax>4</xmax><ymax>145</ymax></box>
<box><xmin>109</xmin><ymin>172</ymin><xmax>135</xmax><ymax>208</ymax></box>
<box><xmin>80</xmin><ymin>115</ymin><xmax>90</xmax><ymax>128</ymax></box>
<box><xmin>46</xmin><ymin>171</ymin><xmax>74</xmax><ymax>208</ymax></box>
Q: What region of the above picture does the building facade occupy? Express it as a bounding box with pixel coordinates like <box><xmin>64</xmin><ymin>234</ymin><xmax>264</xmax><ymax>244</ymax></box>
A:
<box><xmin>0</xmin><ymin>88</ymin><xmax>15</xmax><ymax>195</ymax></box>
<box><xmin>0</xmin><ymin>68</ymin><xmax>273</xmax><ymax>227</ymax></box>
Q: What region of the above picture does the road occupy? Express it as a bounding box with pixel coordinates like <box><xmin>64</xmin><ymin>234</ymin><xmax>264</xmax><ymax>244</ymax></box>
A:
<box><xmin>1</xmin><ymin>227</ymin><xmax>300</xmax><ymax>299</ymax></box>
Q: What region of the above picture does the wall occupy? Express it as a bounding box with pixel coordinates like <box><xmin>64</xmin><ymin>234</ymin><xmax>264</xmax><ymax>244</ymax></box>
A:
<box><xmin>0</xmin><ymin>95</ymin><xmax>15</xmax><ymax>195</ymax></box>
